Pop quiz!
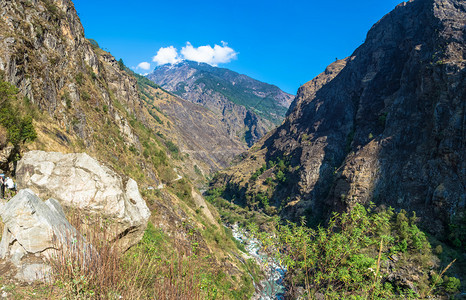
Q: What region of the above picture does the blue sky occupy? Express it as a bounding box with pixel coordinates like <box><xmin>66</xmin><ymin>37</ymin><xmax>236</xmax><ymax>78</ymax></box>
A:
<box><xmin>73</xmin><ymin>0</ymin><xmax>403</xmax><ymax>94</ymax></box>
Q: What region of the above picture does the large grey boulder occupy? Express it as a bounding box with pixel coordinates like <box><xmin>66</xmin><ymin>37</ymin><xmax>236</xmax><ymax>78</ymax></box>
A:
<box><xmin>0</xmin><ymin>189</ymin><xmax>84</xmax><ymax>282</ymax></box>
<box><xmin>16</xmin><ymin>150</ymin><xmax>151</xmax><ymax>250</ymax></box>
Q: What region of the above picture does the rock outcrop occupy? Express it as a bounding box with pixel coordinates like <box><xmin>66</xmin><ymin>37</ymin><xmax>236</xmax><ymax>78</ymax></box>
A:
<box><xmin>0</xmin><ymin>189</ymin><xmax>84</xmax><ymax>282</ymax></box>
<box><xmin>0</xmin><ymin>0</ymin><xmax>141</xmax><ymax>126</ymax></box>
<box><xmin>16</xmin><ymin>150</ymin><xmax>151</xmax><ymax>250</ymax></box>
<box><xmin>215</xmin><ymin>0</ymin><xmax>466</xmax><ymax>237</ymax></box>
<box><xmin>0</xmin><ymin>144</ymin><xmax>13</xmax><ymax>174</ymax></box>
<box><xmin>147</xmin><ymin>61</ymin><xmax>294</xmax><ymax>146</ymax></box>
<box><xmin>0</xmin><ymin>126</ymin><xmax>13</xmax><ymax>173</ymax></box>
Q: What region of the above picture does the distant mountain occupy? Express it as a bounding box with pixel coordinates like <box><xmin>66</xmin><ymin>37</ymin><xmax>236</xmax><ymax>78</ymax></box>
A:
<box><xmin>147</xmin><ymin>61</ymin><xmax>294</xmax><ymax>146</ymax></box>
<box><xmin>135</xmin><ymin>74</ymin><xmax>247</xmax><ymax>174</ymax></box>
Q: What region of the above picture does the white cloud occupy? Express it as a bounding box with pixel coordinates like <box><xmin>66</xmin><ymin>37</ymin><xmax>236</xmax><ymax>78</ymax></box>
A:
<box><xmin>150</xmin><ymin>42</ymin><xmax>238</xmax><ymax>67</ymax></box>
<box><xmin>137</xmin><ymin>62</ymin><xmax>151</xmax><ymax>70</ymax></box>
<box><xmin>152</xmin><ymin>46</ymin><xmax>181</xmax><ymax>66</ymax></box>
<box><xmin>180</xmin><ymin>41</ymin><xmax>237</xmax><ymax>66</ymax></box>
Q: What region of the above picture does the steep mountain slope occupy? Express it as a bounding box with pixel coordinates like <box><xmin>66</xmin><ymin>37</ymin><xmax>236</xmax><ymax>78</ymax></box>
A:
<box><xmin>135</xmin><ymin>75</ymin><xmax>247</xmax><ymax>176</ymax></box>
<box><xmin>0</xmin><ymin>0</ymin><xmax>255</xmax><ymax>296</ymax></box>
<box><xmin>147</xmin><ymin>61</ymin><xmax>294</xmax><ymax>146</ymax></box>
<box><xmin>213</xmin><ymin>0</ymin><xmax>465</xmax><ymax>242</ymax></box>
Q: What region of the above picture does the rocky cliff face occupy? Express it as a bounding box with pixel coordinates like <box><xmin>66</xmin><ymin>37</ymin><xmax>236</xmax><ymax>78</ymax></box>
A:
<box><xmin>214</xmin><ymin>0</ymin><xmax>465</xmax><ymax>237</ymax></box>
<box><xmin>147</xmin><ymin>61</ymin><xmax>294</xmax><ymax>146</ymax></box>
<box><xmin>0</xmin><ymin>0</ymin><xmax>148</xmax><ymax>170</ymax></box>
<box><xmin>0</xmin><ymin>0</ymin><xmax>141</xmax><ymax>132</ymax></box>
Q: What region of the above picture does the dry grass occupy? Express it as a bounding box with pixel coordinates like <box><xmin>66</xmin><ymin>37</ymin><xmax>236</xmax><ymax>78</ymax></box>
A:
<box><xmin>0</xmin><ymin>125</ymin><xmax>7</xmax><ymax>147</ymax></box>
<box><xmin>47</xmin><ymin>210</ymin><xmax>221</xmax><ymax>299</ymax></box>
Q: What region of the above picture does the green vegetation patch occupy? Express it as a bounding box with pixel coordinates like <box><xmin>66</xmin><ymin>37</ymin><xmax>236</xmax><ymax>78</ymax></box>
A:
<box><xmin>193</xmin><ymin>73</ymin><xmax>288</xmax><ymax>125</ymax></box>
<box><xmin>0</xmin><ymin>81</ymin><xmax>37</xmax><ymax>147</ymax></box>
<box><xmin>249</xmin><ymin>204</ymin><xmax>461</xmax><ymax>299</ymax></box>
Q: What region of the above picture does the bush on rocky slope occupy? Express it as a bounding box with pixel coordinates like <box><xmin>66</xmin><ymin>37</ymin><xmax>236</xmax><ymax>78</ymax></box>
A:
<box><xmin>0</xmin><ymin>81</ymin><xmax>37</xmax><ymax>148</ymax></box>
<box><xmin>50</xmin><ymin>214</ymin><xmax>250</xmax><ymax>299</ymax></box>
<box><xmin>248</xmin><ymin>203</ymin><xmax>461</xmax><ymax>299</ymax></box>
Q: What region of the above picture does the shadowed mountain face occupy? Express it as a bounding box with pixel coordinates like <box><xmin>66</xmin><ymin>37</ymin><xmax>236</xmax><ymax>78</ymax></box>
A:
<box><xmin>214</xmin><ymin>0</ymin><xmax>465</xmax><ymax>236</ymax></box>
<box><xmin>147</xmin><ymin>61</ymin><xmax>294</xmax><ymax>146</ymax></box>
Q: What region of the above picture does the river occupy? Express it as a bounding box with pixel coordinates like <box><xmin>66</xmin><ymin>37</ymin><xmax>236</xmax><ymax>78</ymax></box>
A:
<box><xmin>230</xmin><ymin>224</ymin><xmax>286</xmax><ymax>300</ymax></box>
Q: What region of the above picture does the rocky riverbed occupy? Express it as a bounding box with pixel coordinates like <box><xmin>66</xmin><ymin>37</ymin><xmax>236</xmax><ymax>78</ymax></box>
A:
<box><xmin>230</xmin><ymin>224</ymin><xmax>285</xmax><ymax>300</ymax></box>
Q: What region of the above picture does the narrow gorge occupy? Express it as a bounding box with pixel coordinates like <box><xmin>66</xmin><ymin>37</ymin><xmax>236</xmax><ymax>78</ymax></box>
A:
<box><xmin>0</xmin><ymin>0</ymin><xmax>464</xmax><ymax>299</ymax></box>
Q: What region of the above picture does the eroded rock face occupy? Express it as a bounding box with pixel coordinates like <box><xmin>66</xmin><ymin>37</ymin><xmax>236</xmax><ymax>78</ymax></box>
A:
<box><xmin>16</xmin><ymin>150</ymin><xmax>151</xmax><ymax>250</ymax></box>
<box><xmin>0</xmin><ymin>0</ymin><xmax>142</xmax><ymax>145</ymax></box>
<box><xmin>0</xmin><ymin>124</ymin><xmax>13</xmax><ymax>173</ymax></box>
<box><xmin>0</xmin><ymin>189</ymin><xmax>82</xmax><ymax>282</ymax></box>
<box><xmin>216</xmin><ymin>0</ymin><xmax>465</xmax><ymax>235</ymax></box>
<box><xmin>0</xmin><ymin>144</ymin><xmax>13</xmax><ymax>173</ymax></box>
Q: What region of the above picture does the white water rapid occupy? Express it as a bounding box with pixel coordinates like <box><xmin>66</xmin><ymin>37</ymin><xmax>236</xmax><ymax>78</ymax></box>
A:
<box><xmin>230</xmin><ymin>224</ymin><xmax>286</xmax><ymax>300</ymax></box>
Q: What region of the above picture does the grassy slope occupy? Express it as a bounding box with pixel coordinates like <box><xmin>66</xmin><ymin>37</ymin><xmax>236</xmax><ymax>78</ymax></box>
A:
<box><xmin>0</xmin><ymin>67</ymin><xmax>256</xmax><ymax>300</ymax></box>
<box><xmin>0</xmin><ymin>1</ymin><xmax>258</xmax><ymax>296</ymax></box>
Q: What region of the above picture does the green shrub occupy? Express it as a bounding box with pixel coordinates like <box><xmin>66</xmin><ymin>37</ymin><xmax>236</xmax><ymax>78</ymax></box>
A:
<box><xmin>275</xmin><ymin>170</ymin><xmax>286</xmax><ymax>183</ymax></box>
<box><xmin>448</xmin><ymin>212</ymin><xmax>466</xmax><ymax>248</ymax></box>
<box><xmin>128</xmin><ymin>145</ymin><xmax>138</xmax><ymax>155</ymax></box>
<box><xmin>249</xmin><ymin>204</ymin><xmax>437</xmax><ymax>298</ymax></box>
<box><xmin>194</xmin><ymin>165</ymin><xmax>202</xmax><ymax>176</ymax></box>
<box><xmin>88</xmin><ymin>39</ymin><xmax>99</xmax><ymax>49</ymax></box>
<box><xmin>250</xmin><ymin>164</ymin><xmax>267</xmax><ymax>181</ymax></box>
<box><xmin>443</xmin><ymin>276</ymin><xmax>460</xmax><ymax>293</ymax></box>
<box><xmin>43</xmin><ymin>0</ymin><xmax>62</xmax><ymax>18</ymax></box>
<box><xmin>75</xmin><ymin>72</ymin><xmax>84</xmax><ymax>85</ymax></box>
<box><xmin>118</xmin><ymin>59</ymin><xmax>125</xmax><ymax>70</ymax></box>
<box><xmin>149</xmin><ymin>110</ymin><xmax>163</xmax><ymax>124</ymax></box>
<box><xmin>277</xmin><ymin>158</ymin><xmax>286</xmax><ymax>171</ymax></box>
<box><xmin>164</xmin><ymin>140</ymin><xmax>180</xmax><ymax>156</ymax></box>
<box><xmin>265</xmin><ymin>177</ymin><xmax>273</xmax><ymax>185</ymax></box>
<box><xmin>62</xmin><ymin>91</ymin><xmax>72</xmax><ymax>109</ymax></box>
<box><xmin>378</xmin><ymin>112</ymin><xmax>387</xmax><ymax>127</ymax></box>
<box><xmin>255</xmin><ymin>193</ymin><xmax>269</xmax><ymax>208</ymax></box>
<box><xmin>0</xmin><ymin>81</ymin><xmax>37</xmax><ymax>146</ymax></box>
<box><xmin>81</xmin><ymin>91</ymin><xmax>90</xmax><ymax>101</ymax></box>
